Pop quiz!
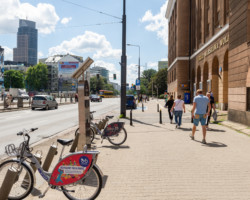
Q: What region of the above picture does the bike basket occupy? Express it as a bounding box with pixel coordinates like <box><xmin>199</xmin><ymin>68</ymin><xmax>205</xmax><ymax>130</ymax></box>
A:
<box><xmin>5</xmin><ymin>144</ymin><xmax>20</xmax><ymax>157</ymax></box>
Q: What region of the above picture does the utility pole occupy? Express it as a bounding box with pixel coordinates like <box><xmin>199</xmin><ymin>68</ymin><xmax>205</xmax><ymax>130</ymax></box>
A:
<box><xmin>120</xmin><ymin>0</ymin><xmax>127</xmax><ymax>117</ymax></box>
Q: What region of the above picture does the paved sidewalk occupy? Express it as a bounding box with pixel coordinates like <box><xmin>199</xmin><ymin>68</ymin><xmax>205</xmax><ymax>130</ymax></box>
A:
<box><xmin>3</xmin><ymin>99</ymin><xmax>250</xmax><ymax>199</ymax></box>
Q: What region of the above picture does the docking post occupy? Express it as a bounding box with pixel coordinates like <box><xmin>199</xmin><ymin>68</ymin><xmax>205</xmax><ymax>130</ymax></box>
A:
<box><xmin>142</xmin><ymin>103</ymin><xmax>144</xmax><ymax>112</ymax></box>
<box><xmin>157</xmin><ymin>104</ymin><xmax>159</xmax><ymax>112</ymax></box>
<box><xmin>0</xmin><ymin>167</ymin><xmax>18</xmax><ymax>199</ymax></box>
<box><xmin>42</xmin><ymin>144</ymin><xmax>57</xmax><ymax>171</ymax></box>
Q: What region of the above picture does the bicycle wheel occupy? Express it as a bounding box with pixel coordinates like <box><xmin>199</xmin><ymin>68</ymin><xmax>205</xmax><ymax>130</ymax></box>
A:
<box><xmin>0</xmin><ymin>160</ymin><xmax>34</xmax><ymax>200</ymax></box>
<box><xmin>75</xmin><ymin>128</ymin><xmax>95</xmax><ymax>143</ymax></box>
<box><xmin>107</xmin><ymin>127</ymin><xmax>127</xmax><ymax>146</ymax></box>
<box><xmin>62</xmin><ymin>165</ymin><xmax>102</xmax><ymax>200</ymax></box>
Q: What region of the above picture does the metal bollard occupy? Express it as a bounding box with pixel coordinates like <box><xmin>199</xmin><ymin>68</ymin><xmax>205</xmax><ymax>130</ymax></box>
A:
<box><xmin>70</xmin><ymin>131</ymin><xmax>79</xmax><ymax>153</ymax></box>
<box><xmin>142</xmin><ymin>103</ymin><xmax>144</xmax><ymax>112</ymax></box>
<box><xmin>157</xmin><ymin>104</ymin><xmax>159</xmax><ymax>112</ymax></box>
<box><xmin>42</xmin><ymin>144</ymin><xmax>57</xmax><ymax>171</ymax></box>
<box><xmin>130</xmin><ymin>109</ymin><xmax>133</xmax><ymax>126</ymax></box>
<box><xmin>160</xmin><ymin>109</ymin><xmax>162</xmax><ymax>124</ymax></box>
<box><xmin>0</xmin><ymin>166</ymin><xmax>18</xmax><ymax>200</ymax></box>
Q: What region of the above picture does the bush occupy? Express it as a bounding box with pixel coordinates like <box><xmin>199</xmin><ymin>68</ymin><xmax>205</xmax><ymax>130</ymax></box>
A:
<box><xmin>159</xmin><ymin>94</ymin><xmax>165</xmax><ymax>99</ymax></box>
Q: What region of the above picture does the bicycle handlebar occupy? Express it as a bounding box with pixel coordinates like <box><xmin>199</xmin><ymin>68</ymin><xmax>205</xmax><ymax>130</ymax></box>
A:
<box><xmin>17</xmin><ymin>128</ymin><xmax>38</xmax><ymax>136</ymax></box>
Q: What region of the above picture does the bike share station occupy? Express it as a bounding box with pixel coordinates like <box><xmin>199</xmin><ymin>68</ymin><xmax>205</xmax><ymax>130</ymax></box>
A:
<box><xmin>0</xmin><ymin>58</ymin><xmax>104</xmax><ymax>200</ymax></box>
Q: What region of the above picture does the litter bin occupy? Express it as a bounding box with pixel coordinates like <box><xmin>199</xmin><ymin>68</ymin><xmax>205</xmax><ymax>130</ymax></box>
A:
<box><xmin>184</xmin><ymin>92</ymin><xmax>191</xmax><ymax>104</ymax></box>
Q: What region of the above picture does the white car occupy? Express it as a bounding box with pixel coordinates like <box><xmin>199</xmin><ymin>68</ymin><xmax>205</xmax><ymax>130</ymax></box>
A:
<box><xmin>31</xmin><ymin>95</ymin><xmax>58</xmax><ymax>110</ymax></box>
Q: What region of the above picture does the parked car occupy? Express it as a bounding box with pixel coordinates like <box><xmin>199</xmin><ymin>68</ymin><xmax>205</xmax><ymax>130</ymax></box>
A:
<box><xmin>31</xmin><ymin>95</ymin><xmax>58</xmax><ymax>110</ymax></box>
<box><xmin>126</xmin><ymin>95</ymin><xmax>137</xmax><ymax>109</ymax></box>
<box><xmin>90</xmin><ymin>94</ymin><xmax>102</xmax><ymax>102</ymax></box>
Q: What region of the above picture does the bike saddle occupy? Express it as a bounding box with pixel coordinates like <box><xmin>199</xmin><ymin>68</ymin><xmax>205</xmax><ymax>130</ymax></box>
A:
<box><xmin>57</xmin><ymin>139</ymin><xmax>73</xmax><ymax>146</ymax></box>
<box><xmin>90</xmin><ymin>111</ymin><xmax>96</xmax><ymax>114</ymax></box>
<box><xmin>106</xmin><ymin>115</ymin><xmax>114</xmax><ymax>119</ymax></box>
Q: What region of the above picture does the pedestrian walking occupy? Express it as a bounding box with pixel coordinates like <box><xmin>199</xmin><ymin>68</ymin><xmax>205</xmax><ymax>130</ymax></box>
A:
<box><xmin>190</xmin><ymin>89</ymin><xmax>211</xmax><ymax>144</ymax></box>
<box><xmin>171</xmin><ymin>94</ymin><xmax>185</xmax><ymax>128</ymax></box>
<box><xmin>74</xmin><ymin>93</ymin><xmax>78</xmax><ymax>102</ymax></box>
<box><xmin>205</xmin><ymin>91</ymin><xmax>216</xmax><ymax>130</ymax></box>
<box><xmin>165</xmin><ymin>95</ymin><xmax>174</xmax><ymax>124</ymax></box>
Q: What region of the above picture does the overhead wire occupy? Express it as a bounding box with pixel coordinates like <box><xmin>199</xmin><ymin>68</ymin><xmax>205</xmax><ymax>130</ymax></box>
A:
<box><xmin>60</xmin><ymin>0</ymin><xmax>122</xmax><ymax>20</ymax></box>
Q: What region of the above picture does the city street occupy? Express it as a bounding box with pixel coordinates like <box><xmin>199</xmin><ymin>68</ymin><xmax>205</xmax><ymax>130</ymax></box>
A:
<box><xmin>0</xmin><ymin>98</ymin><xmax>119</xmax><ymax>156</ymax></box>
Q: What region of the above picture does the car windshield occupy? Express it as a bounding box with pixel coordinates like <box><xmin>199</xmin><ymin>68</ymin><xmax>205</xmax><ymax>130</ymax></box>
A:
<box><xmin>92</xmin><ymin>95</ymin><xmax>99</xmax><ymax>98</ymax></box>
<box><xmin>33</xmin><ymin>96</ymin><xmax>46</xmax><ymax>100</ymax></box>
<box><xmin>126</xmin><ymin>96</ymin><xmax>134</xmax><ymax>100</ymax></box>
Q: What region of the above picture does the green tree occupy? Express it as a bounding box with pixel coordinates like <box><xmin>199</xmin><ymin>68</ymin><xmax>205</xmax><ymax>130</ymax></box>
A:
<box><xmin>4</xmin><ymin>70</ymin><xmax>25</xmax><ymax>89</ymax></box>
<box><xmin>148</xmin><ymin>68</ymin><xmax>168</xmax><ymax>96</ymax></box>
<box><xmin>90</xmin><ymin>76</ymin><xmax>105</xmax><ymax>94</ymax></box>
<box><xmin>142</xmin><ymin>69</ymin><xmax>157</xmax><ymax>83</ymax></box>
<box><xmin>25</xmin><ymin>63</ymin><xmax>48</xmax><ymax>91</ymax></box>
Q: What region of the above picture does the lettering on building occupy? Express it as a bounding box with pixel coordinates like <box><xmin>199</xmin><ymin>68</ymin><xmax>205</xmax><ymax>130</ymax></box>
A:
<box><xmin>198</xmin><ymin>35</ymin><xmax>229</xmax><ymax>62</ymax></box>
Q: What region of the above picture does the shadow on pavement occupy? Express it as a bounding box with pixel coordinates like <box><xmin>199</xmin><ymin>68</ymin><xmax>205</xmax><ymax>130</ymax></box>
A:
<box><xmin>100</xmin><ymin>145</ymin><xmax>130</xmax><ymax>150</ymax></box>
<box><xmin>179</xmin><ymin>127</ymin><xmax>192</xmax><ymax>131</ymax></box>
<box><xmin>31</xmin><ymin>187</ymin><xmax>42</xmax><ymax>196</ymax></box>
<box><xmin>192</xmin><ymin>139</ymin><xmax>227</xmax><ymax>147</ymax></box>
<box><xmin>130</xmin><ymin>119</ymin><xmax>162</xmax><ymax>128</ymax></box>
<box><xmin>207</xmin><ymin>128</ymin><xmax>226</xmax><ymax>132</ymax></box>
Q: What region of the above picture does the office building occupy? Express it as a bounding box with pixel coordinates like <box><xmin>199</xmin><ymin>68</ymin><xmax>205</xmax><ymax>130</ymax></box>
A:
<box><xmin>13</xmin><ymin>19</ymin><xmax>38</xmax><ymax>66</ymax></box>
<box><xmin>158</xmin><ymin>61</ymin><xmax>168</xmax><ymax>70</ymax></box>
<box><xmin>165</xmin><ymin>0</ymin><xmax>250</xmax><ymax>125</ymax></box>
<box><xmin>90</xmin><ymin>66</ymin><xmax>109</xmax><ymax>80</ymax></box>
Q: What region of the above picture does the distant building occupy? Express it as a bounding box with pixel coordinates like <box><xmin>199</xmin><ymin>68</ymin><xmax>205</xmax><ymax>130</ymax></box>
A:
<box><xmin>90</xmin><ymin>66</ymin><xmax>109</xmax><ymax>80</ymax></box>
<box><xmin>158</xmin><ymin>61</ymin><xmax>168</xmax><ymax>70</ymax></box>
<box><xmin>40</xmin><ymin>54</ymin><xmax>83</xmax><ymax>92</ymax></box>
<box><xmin>109</xmin><ymin>81</ymin><xmax>120</xmax><ymax>92</ymax></box>
<box><xmin>13</xmin><ymin>19</ymin><xmax>38</xmax><ymax>66</ymax></box>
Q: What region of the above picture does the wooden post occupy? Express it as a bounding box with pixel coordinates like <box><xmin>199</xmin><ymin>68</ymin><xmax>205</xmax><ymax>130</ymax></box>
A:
<box><xmin>71</xmin><ymin>57</ymin><xmax>94</xmax><ymax>151</ymax></box>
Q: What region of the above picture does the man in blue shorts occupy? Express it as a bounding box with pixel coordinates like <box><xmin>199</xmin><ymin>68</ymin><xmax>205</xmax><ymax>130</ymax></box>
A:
<box><xmin>190</xmin><ymin>89</ymin><xmax>211</xmax><ymax>144</ymax></box>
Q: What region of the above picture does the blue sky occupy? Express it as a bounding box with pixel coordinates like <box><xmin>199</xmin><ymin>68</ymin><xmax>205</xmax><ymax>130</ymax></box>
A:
<box><xmin>0</xmin><ymin>0</ymin><xmax>168</xmax><ymax>85</ymax></box>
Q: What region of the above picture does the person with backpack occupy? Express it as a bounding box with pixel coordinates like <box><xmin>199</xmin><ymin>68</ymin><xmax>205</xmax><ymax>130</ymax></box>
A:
<box><xmin>165</xmin><ymin>95</ymin><xmax>174</xmax><ymax>124</ymax></box>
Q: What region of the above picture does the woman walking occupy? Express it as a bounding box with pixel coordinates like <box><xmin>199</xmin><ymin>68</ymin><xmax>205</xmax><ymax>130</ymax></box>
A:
<box><xmin>171</xmin><ymin>94</ymin><xmax>185</xmax><ymax>128</ymax></box>
<box><xmin>165</xmin><ymin>95</ymin><xmax>174</xmax><ymax>124</ymax></box>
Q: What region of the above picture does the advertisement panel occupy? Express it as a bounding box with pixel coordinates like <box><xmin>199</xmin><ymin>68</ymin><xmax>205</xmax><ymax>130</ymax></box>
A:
<box><xmin>58</xmin><ymin>62</ymin><xmax>79</xmax><ymax>92</ymax></box>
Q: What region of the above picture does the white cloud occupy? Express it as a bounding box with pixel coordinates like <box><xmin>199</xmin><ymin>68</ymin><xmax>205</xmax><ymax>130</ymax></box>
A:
<box><xmin>61</xmin><ymin>17</ymin><xmax>72</xmax><ymax>25</ymax></box>
<box><xmin>140</xmin><ymin>1</ymin><xmax>168</xmax><ymax>46</ymax></box>
<box><xmin>0</xmin><ymin>0</ymin><xmax>59</xmax><ymax>34</ymax></box>
<box><xmin>48</xmin><ymin>31</ymin><xmax>121</xmax><ymax>59</ymax></box>
<box><xmin>2</xmin><ymin>46</ymin><xmax>13</xmax><ymax>61</ymax></box>
<box><xmin>127</xmin><ymin>63</ymin><xmax>139</xmax><ymax>85</ymax></box>
<box><xmin>148</xmin><ymin>61</ymin><xmax>158</xmax><ymax>71</ymax></box>
<box><xmin>38</xmin><ymin>51</ymin><xmax>44</xmax><ymax>58</ymax></box>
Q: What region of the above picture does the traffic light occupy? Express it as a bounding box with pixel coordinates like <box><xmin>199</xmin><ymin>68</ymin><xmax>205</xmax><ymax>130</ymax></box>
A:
<box><xmin>113</xmin><ymin>74</ymin><xmax>116</xmax><ymax>80</ymax></box>
<box><xmin>96</xmin><ymin>74</ymin><xmax>100</xmax><ymax>79</ymax></box>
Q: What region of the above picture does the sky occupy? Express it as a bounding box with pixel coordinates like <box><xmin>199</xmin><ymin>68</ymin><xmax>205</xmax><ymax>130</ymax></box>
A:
<box><xmin>0</xmin><ymin>0</ymin><xmax>168</xmax><ymax>86</ymax></box>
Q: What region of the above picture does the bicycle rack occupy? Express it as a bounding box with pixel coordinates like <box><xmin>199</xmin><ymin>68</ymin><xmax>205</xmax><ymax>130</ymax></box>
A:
<box><xmin>42</xmin><ymin>143</ymin><xmax>58</xmax><ymax>172</ymax></box>
<box><xmin>0</xmin><ymin>166</ymin><xmax>19</xmax><ymax>199</ymax></box>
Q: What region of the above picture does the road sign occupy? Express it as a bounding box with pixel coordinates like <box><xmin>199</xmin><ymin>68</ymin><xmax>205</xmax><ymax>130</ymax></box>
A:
<box><xmin>136</xmin><ymin>79</ymin><xmax>140</xmax><ymax>86</ymax></box>
<box><xmin>136</xmin><ymin>85</ymin><xmax>140</xmax><ymax>90</ymax></box>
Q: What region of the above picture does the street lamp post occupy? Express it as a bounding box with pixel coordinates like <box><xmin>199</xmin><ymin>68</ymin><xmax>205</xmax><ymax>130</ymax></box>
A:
<box><xmin>127</xmin><ymin>44</ymin><xmax>140</xmax><ymax>82</ymax></box>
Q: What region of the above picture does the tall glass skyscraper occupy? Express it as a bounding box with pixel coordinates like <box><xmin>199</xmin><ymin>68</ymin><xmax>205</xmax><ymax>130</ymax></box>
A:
<box><xmin>13</xmin><ymin>19</ymin><xmax>38</xmax><ymax>66</ymax></box>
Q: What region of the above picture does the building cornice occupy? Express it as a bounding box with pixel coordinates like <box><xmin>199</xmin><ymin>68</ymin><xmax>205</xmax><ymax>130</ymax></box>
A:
<box><xmin>168</xmin><ymin>24</ymin><xmax>229</xmax><ymax>71</ymax></box>
<box><xmin>165</xmin><ymin>0</ymin><xmax>176</xmax><ymax>19</ymax></box>
<box><xmin>168</xmin><ymin>57</ymin><xmax>190</xmax><ymax>71</ymax></box>
<box><xmin>190</xmin><ymin>24</ymin><xmax>229</xmax><ymax>59</ymax></box>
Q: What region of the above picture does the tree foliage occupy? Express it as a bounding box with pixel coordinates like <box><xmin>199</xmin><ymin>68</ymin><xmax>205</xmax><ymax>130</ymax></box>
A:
<box><xmin>25</xmin><ymin>63</ymin><xmax>48</xmax><ymax>91</ymax></box>
<box><xmin>148</xmin><ymin>68</ymin><xmax>168</xmax><ymax>95</ymax></box>
<box><xmin>90</xmin><ymin>76</ymin><xmax>118</xmax><ymax>95</ymax></box>
<box><xmin>142</xmin><ymin>69</ymin><xmax>157</xmax><ymax>83</ymax></box>
<box><xmin>4</xmin><ymin>70</ymin><xmax>24</xmax><ymax>89</ymax></box>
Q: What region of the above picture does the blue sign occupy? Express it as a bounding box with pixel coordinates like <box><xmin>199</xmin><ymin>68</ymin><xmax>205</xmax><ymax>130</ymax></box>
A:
<box><xmin>79</xmin><ymin>156</ymin><xmax>89</xmax><ymax>167</ymax></box>
<box><xmin>136</xmin><ymin>79</ymin><xmax>140</xmax><ymax>86</ymax></box>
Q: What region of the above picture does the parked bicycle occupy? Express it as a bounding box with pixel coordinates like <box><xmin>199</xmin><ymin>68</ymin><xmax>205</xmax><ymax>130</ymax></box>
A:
<box><xmin>75</xmin><ymin>112</ymin><xmax>127</xmax><ymax>146</ymax></box>
<box><xmin>0</xmin><ymin>128</ymin><xmax>103</xmax><ymax>200</ymax></box>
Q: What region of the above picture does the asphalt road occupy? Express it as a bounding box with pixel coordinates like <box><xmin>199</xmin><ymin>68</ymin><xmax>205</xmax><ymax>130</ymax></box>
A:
<box><xmin>0</xmin><ymin>98</ymin><xmax>120</xmax><ymax>156</ymax></box>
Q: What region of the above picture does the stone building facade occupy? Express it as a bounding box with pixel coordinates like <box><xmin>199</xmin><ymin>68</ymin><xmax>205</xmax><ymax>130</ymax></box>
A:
<box><xmin>165</xmin><ymin>0</ymin><xmax>250</xmax><ymax>126</ymax></box>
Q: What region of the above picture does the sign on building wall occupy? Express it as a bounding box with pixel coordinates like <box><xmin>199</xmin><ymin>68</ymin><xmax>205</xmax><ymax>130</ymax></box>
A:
<box><xmin>58</xmin><ymin>62</ymin><xmax>79</xmax><ymax>92</ymax></box>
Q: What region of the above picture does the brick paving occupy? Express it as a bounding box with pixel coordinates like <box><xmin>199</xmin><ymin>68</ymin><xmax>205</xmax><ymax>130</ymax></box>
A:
<box><xmin>4</xmin><ymin>99</ymin><xmax>250</xmax><ymax>199</ymax></box>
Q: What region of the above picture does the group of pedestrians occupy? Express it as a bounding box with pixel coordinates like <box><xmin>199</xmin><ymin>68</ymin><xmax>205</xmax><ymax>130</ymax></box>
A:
<box><xmin>164</xmin><ymin>89</ymin><xmax>216</xmax><ymax>144</ymax></box>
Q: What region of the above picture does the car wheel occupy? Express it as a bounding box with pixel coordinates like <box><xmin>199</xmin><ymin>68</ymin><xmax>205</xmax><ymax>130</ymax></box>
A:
<box><xmin>45</xmin><ymin>105</ymin><xmax>49</xmax><ymax>110</ymax></box>
<box><xmin>55</xmin><ymin>105</ymin><xmax>58</xmax><ymax>109</ymax></box>
<box><xmin>31</xmin><ymin>107</ymin><xmax>35</xmax><ymax>110</ymax></box>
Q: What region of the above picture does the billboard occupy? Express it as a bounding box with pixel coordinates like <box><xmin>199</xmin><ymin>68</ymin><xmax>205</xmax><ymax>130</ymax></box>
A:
<box><xmin>59</xmin><ymin>62</ymin><xmax>79</xmax><ymax>77</ymax></box>
<box><xmin>58</xmin><ymin>62</ymin><xmax>79</xmax><ymax>92</ymax></box>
